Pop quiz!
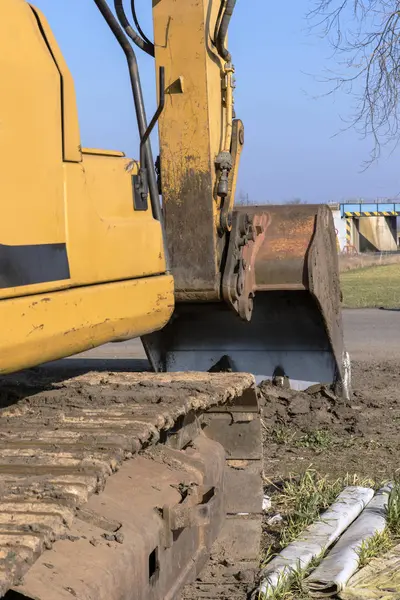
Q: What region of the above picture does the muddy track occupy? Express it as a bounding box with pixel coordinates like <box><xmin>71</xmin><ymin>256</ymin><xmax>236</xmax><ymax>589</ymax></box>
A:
<box><xmin>0</xmin><ymin>338</ymin><xmax>396</xmax><ymax>599</ymax></box>
<box><xmin>0</xmin><ymin>370</ymin><xmax>254</xmax><ymax>598</ymax></box>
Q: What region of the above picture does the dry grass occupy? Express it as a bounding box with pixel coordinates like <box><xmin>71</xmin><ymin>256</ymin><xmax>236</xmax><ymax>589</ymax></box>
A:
<box><xmin>260</xmin><ymin>478</ymin><xmax>400</xmax><ymax>600</ymax></box>
<box><xmin>339</xmin><ymin>253</ymin><xmax>400</xmax><ymax>273</ymax></box>
<box><xmin>340</xmin><ymin>264</ymin><xmax>400</xmax><ymax>309</ymax></box>
<box><xmin>357</xmin><ymin>529</ymin><xmax>392</xmax><ymax>568</ymax></box>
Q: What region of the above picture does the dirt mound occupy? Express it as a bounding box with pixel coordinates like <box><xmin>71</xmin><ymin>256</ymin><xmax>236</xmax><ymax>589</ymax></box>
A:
<box><xmin>259</xmin><ymin>360</ymin><xmax>400</xmax><ymax>481</ymax></box>
<box><xmin>258</xmin><ymin>381</ymin><xmax>360</xmax><ymax>435</ymax></box>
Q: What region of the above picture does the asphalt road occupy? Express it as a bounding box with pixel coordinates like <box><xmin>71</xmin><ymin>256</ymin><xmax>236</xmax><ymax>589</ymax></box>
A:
<box><xmin>66</xmin><ymin>308</ymin><xmax>400</xmax><ymax>366</ymax></box>
<box><xmin>343</xmin><ymin>308</ymin><xmax>400</xmax><ymax>362</ymax></box>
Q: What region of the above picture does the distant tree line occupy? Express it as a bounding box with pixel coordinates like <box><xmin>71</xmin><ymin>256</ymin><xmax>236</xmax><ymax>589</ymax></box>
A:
<box><xmin>235</xmin><ymin>191</ymin><xmax>307</xmax><ymax>206</ymax></box>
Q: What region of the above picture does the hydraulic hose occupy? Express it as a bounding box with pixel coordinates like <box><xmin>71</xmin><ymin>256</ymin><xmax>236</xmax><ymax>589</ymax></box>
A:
<box><xmin>114</xmin><ymin>0</ymin><xmax>155</xmax><ymax>57</ymax></box>
<box><xmin>222</xmin><ymin>65</ymin><xmax>234</xmax><ymax>153</ymax></box>
<box><xmin>131</xmin><ymin>0</ymin><xmax>155</xmax><ymax>52</ymax></box>
<box><xmin>216</xmin><ymin>0</ymin><xmax>236</xmax><ymax>62</ymax></box>
<box><xmin>93</xmin><ymin>0</ymin><xmax>161</xmax><ymax>224</ymax></box>
<box><xmin>214</xmin><ymin>0</ymin><xmax>226</xmax><ymax>50</ymax></box>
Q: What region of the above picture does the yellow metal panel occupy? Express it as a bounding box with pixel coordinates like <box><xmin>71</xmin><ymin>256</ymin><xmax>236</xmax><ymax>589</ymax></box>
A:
<box><xmin>0</xmin><ymin>274</ymin><xmax>174</xmax><ymax>374</ymax></box>
<box><xmin>0</xmin><ymin>154</ymin><xmax>167</xmax><ymax>299</ymax></box>
<box><xmin>30</xmin><ymin>5</ymin><xmax>82</xmax><ymax>163</ymax></box>
<box><xmin>153</xmin><ymin>0</ymin><xmax>225</xmax><ymax>295</ymax></box>
<box><xmin>64</xmin><ymin>157</ymin><xmax>167</xmax><ymax>285</ymax></box>
<box><xmin>82</xmin><ymin>148</ymin><xmax>126</xmax><ymax>157</ymax></box>
<box><xmin>0</xmin><ymin>0</ymin><xmax>66</xmax><ymax>245</ymax></box>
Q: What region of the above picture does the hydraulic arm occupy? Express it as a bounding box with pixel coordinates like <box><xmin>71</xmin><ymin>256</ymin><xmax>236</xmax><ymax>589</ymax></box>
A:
<box><xmin>93</xmin><ymin>0</ymin><xmax>351</xmax><ymax>398</ymax></box>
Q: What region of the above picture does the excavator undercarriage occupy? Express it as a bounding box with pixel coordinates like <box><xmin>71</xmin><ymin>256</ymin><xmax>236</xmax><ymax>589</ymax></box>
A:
<box><xmin>0</xmin><ymin>369</ymin><xmax>260</xmax><ymax>600</ymax></box>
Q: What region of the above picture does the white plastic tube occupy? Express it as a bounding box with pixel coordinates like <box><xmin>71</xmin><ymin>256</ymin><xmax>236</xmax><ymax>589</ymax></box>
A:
<box><xmin>306</xmin><ymin>486</ymin><xmax>391</xmax><ymax>597</ymax></box>
<box><xmin>257</xmin><ymin>487</ymin><xmax>374</xmax><ymax>598</ymax></box>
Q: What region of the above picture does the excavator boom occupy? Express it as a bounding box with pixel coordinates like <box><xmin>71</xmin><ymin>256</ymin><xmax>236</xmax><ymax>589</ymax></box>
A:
<box><xmin>142</xmin><ymin>0</ymin><xmax>350</xmax><ymax>397</ymax></box>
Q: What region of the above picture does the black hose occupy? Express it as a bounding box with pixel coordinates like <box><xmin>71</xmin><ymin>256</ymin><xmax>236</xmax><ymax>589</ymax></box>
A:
<box><xmin>114</xmin><ymin>0</ymin><xmax>155</xmax><ymax>57</ymax></box>
<box><xmin>93</xmin><ymin>0</ymin><xmax>162</xmax><ymax>223</ymax></box>
<box><xmin>131</xmin><ymin>0</ymin><xmax>155</xmax><ymax>52</ymax></box>
<box><xmin>140</xmin><ymin>67</ymin><xmax>165</xmax><ymax>172</ymax></box>
<box><xmin>216</xmin><ymin>0</ymin><xmax>236</xmax><ymax>62</ymax></box>
<box><xmin>213</xmin><ymin>1</ymin><xmax>226</xmax><ymax>48</ymax></box>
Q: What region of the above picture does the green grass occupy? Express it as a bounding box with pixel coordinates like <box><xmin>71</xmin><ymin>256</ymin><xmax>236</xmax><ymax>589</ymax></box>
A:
<box><xmin>271</xmin><ymin>470</ymin><xmax>374</xmax><ymax>550</ymax></box>
<box><xmin>341</xmin><ymin>264</ymin><xmax>400</xmax><ymax>308</ymax></box>
<box><xmin>260</xmin><ymin>470</ymin><xmax>377</xmax><ymax>600</ymax></box>
<box><xmin>356</xmin><ymin>483</ymin><xmax>400</xmax><ymax>568</ymax></box>
<box><xmin>357</xmin><ymin>529</ymin><xmax>392</xmax><ymax>567</ymax></box>
<box><xmin>259</xmin><ymin>476</ymin><xmax>400</xmax><ymax>600</ymax></box>
<box><xmin>295</xmin><ymin>430</ymin><xmax>333</xmax><ymax>450</ymax></box>
<box><xmin>258</xmin><ymin>563</ymin><xmax>314</xmax><ymax>600</ymax></box>
<box><xmin>271</xmin><ymin>427</ymin><xmax>296</xmax><ymax>445</ymax></box>
<box><xmin>386</xmin><ymin>482</ymin><xmax>400</xmax><ymax>538</ymax></box>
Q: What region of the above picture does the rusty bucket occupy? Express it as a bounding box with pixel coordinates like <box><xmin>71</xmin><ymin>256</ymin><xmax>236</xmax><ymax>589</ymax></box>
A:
<box><xmin>143</xmin><ymin>204</ymin><xmax>350</xmax><ymax>398</ymax></box>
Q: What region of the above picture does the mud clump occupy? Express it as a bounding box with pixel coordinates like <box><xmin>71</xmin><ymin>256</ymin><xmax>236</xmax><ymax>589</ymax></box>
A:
<box><xmin>258</xmin><ymin>380</ymin><xmax>349</xmax><ymax>433</ymax></box>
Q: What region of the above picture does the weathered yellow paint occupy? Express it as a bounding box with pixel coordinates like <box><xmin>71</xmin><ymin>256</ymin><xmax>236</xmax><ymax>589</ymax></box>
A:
<box><xmin>0</xmin><ymin>1</ymin><xmax>172</xmax><ymax>371</ymax></box>
<box><xmin>0</xmin><ymin>275</ymin><xmax>174</xmax><ymax>374</ymax></box>
<box><xmin>64</xmin><ymin>156</ymin><xmax>167</xmax><ymax>287</ymax></box>
<box><xmin>82</xmin><ymin>148</ymin><xmax>126</xmax><ymax>157</ymax></box>
<box><xmin>0</xmin><ymin>0</ymin><xmax>67</xmax><ymax>246</ymax></box>
<box><xmin>153</xmin><ymin>0</ymin><xmax>228</xmax><ymax>296</ymax></box>
<box><xmin>30</xmin><ymin>5</ymin><xmax>82</xmax><ymax>163</ymax></box>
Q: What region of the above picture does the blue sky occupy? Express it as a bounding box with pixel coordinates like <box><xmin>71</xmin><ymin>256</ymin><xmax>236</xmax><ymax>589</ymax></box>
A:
<box><xmin>34</xmin><ymin>0</ymin><xmax>400</xmax><ymax>203</ymax></box>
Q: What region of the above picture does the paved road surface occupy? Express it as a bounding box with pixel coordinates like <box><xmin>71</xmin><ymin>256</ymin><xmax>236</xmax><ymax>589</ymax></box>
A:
<box><xmin>343</xmin><ymin>308</ymin><xmax>400</xmax><ymax>362</ymax></box>
<box><xmin>61</xmin><ymin>308</ymin><xmax>400</xmax><ymax>367</ymax></box>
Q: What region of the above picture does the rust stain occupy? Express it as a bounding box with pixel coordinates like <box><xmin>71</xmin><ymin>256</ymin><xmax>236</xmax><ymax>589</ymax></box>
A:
<box><xmin>233</xmin><ymin>205</ymin><xmax>319</xmax><ymax>289</ymax></box>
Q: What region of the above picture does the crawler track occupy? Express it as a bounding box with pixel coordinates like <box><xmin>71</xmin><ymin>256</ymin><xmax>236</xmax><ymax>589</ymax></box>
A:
<box><xmin>0</xmin><ymin>369</ymin><xmax>256</xmax><ymax>598</ymax></box>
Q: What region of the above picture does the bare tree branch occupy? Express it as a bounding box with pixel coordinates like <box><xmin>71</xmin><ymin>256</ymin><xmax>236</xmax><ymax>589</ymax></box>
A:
<box><xmin>309</xmin><ymin>0</ymin><xmax>400</xmax><ymax>166</ymax></box>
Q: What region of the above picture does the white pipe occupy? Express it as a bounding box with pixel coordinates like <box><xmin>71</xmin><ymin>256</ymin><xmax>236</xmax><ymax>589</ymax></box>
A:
<box><xmin>256</xmin><ymin>487</ymin><xmax>374</xmax><ymax>599</ymax></box>
<box><xmin>306</xmin><ymin>485</ymin><xmax>391</xmax><ymax>597</ymax></box>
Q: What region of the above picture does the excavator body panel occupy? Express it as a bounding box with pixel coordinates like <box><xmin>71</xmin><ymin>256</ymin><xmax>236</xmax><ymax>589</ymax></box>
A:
<box><xmin>0</xmin><ymin>0</ymin><xmax>174</xmax><ymax>372</ymax></box>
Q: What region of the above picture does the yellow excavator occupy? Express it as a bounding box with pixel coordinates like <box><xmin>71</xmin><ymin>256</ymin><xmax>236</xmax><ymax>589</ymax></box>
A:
<box><xmin>0</xmin><ymin>1</ymin><xmax>350</xmax><ymax>599</ymax></box>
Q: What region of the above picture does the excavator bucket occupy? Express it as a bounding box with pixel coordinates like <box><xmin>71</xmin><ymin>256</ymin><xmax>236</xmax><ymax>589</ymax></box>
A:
<box><xmin>143</xmin><ymin>204</ymin><xmax>351</xmax><ymax>399</ymax></box>
<box><xmin>142</xmin><ymin>0</ymin><xmax>350</xmax><ymax>399</ymax></box>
